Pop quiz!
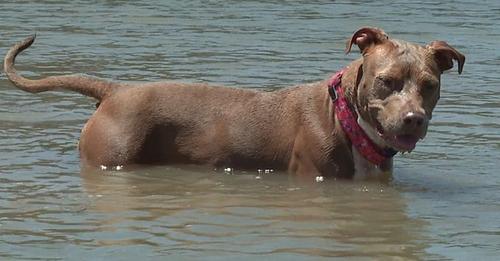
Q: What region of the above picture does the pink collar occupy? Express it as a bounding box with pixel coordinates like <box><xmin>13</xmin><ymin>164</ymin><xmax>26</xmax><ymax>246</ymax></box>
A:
<box><xmin>328</xmin><ymin>69</ymin><xmax>397</xmax><ymax>166</ymax></box>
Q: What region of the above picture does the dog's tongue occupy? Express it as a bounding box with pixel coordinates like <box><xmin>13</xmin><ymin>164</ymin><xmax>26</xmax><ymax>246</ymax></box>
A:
<box><xmin>394</xmin><ymin>134</ymin><xmax>419</xmax><ymax>151</ymax></box>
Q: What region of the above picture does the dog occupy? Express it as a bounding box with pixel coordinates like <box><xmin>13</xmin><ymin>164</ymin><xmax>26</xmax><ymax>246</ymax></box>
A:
<box><xmin>4</xmin><ymin>27</ymin><xmax>464</xmax><ymax>179</ymax></box>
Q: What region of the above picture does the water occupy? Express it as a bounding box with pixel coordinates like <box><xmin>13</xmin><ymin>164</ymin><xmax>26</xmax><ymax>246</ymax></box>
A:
<box><xmin>1</xmin><ymin>0</ymin><xmax>499</xmax><ymax>260</ymax></box>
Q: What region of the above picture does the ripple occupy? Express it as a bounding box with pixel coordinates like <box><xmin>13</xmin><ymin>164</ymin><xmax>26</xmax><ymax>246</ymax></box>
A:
<box><xmin>1</xmin><ymin>0</ymin><xmax>499</xmax><ymax>260</ymax></box>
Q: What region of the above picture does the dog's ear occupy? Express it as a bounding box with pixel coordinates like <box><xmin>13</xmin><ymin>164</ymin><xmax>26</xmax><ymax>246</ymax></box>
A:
<box><xmin>345</xmin><ymin>27</ymin><xmax>389</xmax><ymax>54</ymax></box>
<box><xmin>428</xmin><ymin>41</ymin><xmax>465</xmax><ymax>74</ymax></box>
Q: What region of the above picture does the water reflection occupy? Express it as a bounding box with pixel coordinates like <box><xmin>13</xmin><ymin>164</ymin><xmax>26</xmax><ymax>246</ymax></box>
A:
<box><xmin>79</xmin><ymin>166</ymin><xmax>428</xmax><ymax>259</ymax></box>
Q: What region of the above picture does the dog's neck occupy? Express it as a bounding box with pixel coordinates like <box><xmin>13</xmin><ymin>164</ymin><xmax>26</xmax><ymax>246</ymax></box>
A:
<box><xmin>355</xmin><ymin>107</ymin><xmax>389</xmax><ymax>148</ymax></box>
<box><xmin>337</xmin><ymin>60</ymin><xmax>362</xmax><ymax>115</ymax></box>
<box><xmin>330</xmin><ymin>61</ymin><xmax>395</xmax><ymax>177</ymax></box>
<box><xmin>354</xmin><ymin>108</ymin><xmax>394</xmax><ymax>180</ymax></box>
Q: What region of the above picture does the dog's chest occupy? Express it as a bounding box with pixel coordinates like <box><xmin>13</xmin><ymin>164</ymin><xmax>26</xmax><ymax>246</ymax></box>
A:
<box><xmin>352</xmin><ymin>145</ymin><xmax>392</xmax><ymax>180</ymax></box>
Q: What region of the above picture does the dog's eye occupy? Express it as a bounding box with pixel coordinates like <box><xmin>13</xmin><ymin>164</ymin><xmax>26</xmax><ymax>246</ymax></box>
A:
<box><xmin>377</xmin><ymin>76</ymin><xmax>402</xmax><ymax>92</ymax></box>
<box><xmin>422</xmin><ymin>80</ymin><xmax>439</xmax><ymax>92</ymax></box>
<box><xmin>376</xmin><ymin>76</ymin><xmax>393</xmax><ymax>86</ymax></box>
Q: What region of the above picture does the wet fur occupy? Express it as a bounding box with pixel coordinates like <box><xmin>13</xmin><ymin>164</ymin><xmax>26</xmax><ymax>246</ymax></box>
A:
<box><xmin>4</xmin><ymin>28</ymin><xmax>464</xmax><ymax>178</ymax></box>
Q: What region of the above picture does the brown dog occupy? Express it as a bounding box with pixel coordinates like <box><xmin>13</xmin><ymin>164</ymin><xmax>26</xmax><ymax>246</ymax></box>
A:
<box><xmin>4</xmin><ymin>28</ymin><xmax>464</xmax><ymax>178</ymax></box>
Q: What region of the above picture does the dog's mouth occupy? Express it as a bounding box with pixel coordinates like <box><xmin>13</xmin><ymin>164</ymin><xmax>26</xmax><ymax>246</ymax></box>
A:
<box><xmin>375</xmin><ymin>121</ymin><xmax>421</xmax><ymax>152</ymax></box>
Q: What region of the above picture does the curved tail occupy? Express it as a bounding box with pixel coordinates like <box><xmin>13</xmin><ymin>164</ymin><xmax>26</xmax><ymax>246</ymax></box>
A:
<box><xmin>4</xmin><ymin>35</ymin><xmax>125</xmax><ymax>101</ymax></box>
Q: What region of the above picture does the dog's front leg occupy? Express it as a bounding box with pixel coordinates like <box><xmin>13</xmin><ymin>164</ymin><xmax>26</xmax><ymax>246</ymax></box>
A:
<box><xmin>287</xmin><ymin>133</ymin><xmax>322</xmax><ymax>178</ymax></box>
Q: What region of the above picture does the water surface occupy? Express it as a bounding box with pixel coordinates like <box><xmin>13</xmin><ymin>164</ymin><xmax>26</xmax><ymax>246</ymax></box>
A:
<box><xmin>1</xmin><ymin>0</ymin><xmax>499</xmax><ymax>260</ymax></box>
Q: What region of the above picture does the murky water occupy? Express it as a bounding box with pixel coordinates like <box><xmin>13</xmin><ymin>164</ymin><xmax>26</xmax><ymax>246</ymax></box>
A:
<box><xmin>1</xmin><ymin>0</ymin><xmax>499</xmax><ymax>260</ymax></box>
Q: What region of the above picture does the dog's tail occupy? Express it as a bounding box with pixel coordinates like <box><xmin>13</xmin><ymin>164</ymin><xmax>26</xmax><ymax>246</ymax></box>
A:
<box><xmin>4</xmin><ymin>35</ymin><xmax>125</xmax><ymax>101</ymax></box>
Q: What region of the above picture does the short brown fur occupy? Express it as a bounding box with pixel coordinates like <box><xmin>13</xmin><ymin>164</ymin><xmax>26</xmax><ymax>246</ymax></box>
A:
<box><xmin>4</xmin><ymin>28</ymin><xmax>465</xmax><ymax>178</ymax></box>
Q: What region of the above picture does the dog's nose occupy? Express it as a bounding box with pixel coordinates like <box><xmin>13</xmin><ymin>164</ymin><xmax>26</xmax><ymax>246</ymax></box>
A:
<box><xmin>402</xmin><ymin>112</ymin><xmax>426</xmax><ymax>128</ymax></box>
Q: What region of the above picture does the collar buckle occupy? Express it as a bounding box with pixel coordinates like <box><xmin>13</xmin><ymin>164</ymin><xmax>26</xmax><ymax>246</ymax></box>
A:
<box><xmin>328</xmin><ymin>85</ymin><xmax>338</xmax><ymax>102</ymax></box>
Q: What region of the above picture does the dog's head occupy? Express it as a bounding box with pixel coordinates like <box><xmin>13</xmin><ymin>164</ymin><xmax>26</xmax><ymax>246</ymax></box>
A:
<box><xmin>346</xmin><ymin>27</ymin><xmax>465</xmax><ymax>152</ymax></box>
